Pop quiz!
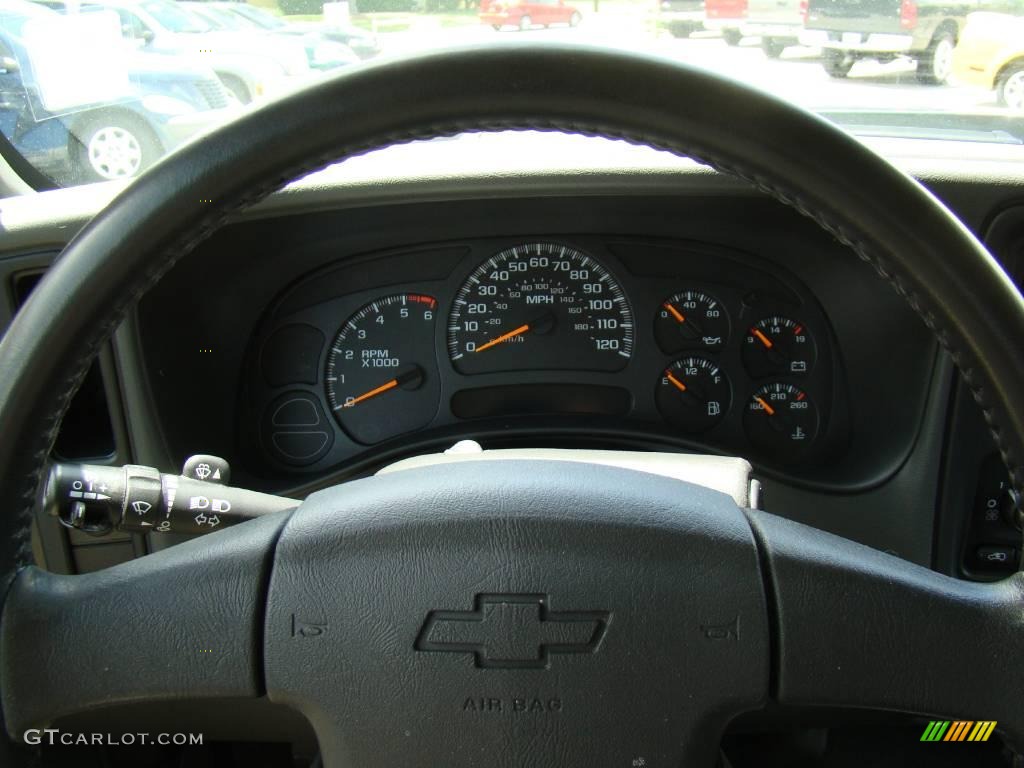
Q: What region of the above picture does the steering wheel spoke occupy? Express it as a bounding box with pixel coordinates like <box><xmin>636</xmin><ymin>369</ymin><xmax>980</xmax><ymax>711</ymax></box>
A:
<box><xmin>748</xmin><ymin>510</ymin><xmax>1024</xmax><ymax>744</ymax></box>
<box><xmin>0</xmin><ymin>43</ymin><xmax>1021</xmax><ymax>765</ymax></box>
<box><xmin>0</xmin><ymin>512</ymin><xmax>290</xmax><ymax>738</ymax></box>
<box><xmin>263</xmin><ymin>462</ymin><xmax>769</xmax><ymax>768</ymax></box>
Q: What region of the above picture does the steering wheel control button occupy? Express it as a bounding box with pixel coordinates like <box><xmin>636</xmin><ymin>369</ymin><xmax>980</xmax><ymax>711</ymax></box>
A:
<box><xmin>182</xmin><ymin>454</ymin><xmax>230</xmax><ymax>485</ymax></box>
<box><xmin>122</xmin><ymin>464</ymin><xmax>163</xmax><ymax>530</ymax></box>
<box><xmin>974</xmin><ymin>545</ymin><xmax>1018</xmax><ymax>572</ymax></box>
<box><xmin>44</xmin><ymin>462</ymin><xmax>124</xmax><ymax>535</ymax></box>
<box><xmin>961</xmin><ymin>454</ymin><xmax>1022</xmax><ymax>578</ymax></box>
<box><xmin>263</xmin><ymin>392</ymin><xmax>333</xmax><ymax>466</ymax></box>
<box><xmin>43</xmin><ymin>461</ymin><xmax>297</xmax><ymax>536</ymax></box>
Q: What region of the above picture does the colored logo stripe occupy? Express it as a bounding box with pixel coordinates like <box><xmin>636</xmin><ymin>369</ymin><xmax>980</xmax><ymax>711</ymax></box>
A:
<box><xmin>970</xmin><ymin>722</ymin><xmax>998</xmax><ymax>742</ymax></box>
<box><xmin>945</xmin><ymin>721</ymin><xmax>972</xmax><ymax>741</ymax></box>
<box><xmin>921</xmin><ymin>721</ymin><xmax>997</xmax><ymax>742</ymax></box>
<box><xmin>921</xmin><ymin>721</ymin><xmax>950</xmax><ymax>741</ymax></box>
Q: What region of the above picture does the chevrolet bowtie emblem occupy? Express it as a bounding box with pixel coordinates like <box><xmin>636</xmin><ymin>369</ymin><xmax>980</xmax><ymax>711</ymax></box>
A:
<box><xmin>415</xmin><ymin>593</ymin><xmax>610</xmax><ymax>669</ymax></box>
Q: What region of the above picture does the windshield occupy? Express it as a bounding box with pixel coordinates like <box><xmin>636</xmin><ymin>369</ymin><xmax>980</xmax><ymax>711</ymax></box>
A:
<box><xmin>139</xmin><ymin>1</ymin><xmax>210</xmax><ymax>32</ymax></box>
<box><xmin>230</xmin><ymin>4</ymin><xmax>286</xmax><ymax>29</ymax></box>
<box><xmin>0</xmin><ymin>0</ymin><xmax>1020</xmax><ymax>188</ymax></box>
<box><xmin>183</xmin><ymin>3</ymin><xmax>249</xmax><ymax>30</ymax></box>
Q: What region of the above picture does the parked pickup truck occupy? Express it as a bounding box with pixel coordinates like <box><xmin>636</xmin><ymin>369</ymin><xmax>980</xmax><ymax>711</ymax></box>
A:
<box><xmin>657</xmin><ymin>0</ymin><xmax>705</xmax><ymax>38</ymax></box>
<box><xmin>799</xmin><ymin>0</ymin><xmax>985</xmax><ymax>84</ymax></box>
<box><xmin>703</xmin><ymin>0</ymin><xmax>746</xmax><ymax>45</ymax></box>
<box><xmin>741</xmin><ymin>0</ymin><xmax>807</xmax><ymax>56</ymax></box>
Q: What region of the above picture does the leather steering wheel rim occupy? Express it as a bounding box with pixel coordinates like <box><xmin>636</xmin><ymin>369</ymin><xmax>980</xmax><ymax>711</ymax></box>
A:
<box><xmin>0</xmin><ymin>44</ymin><xmax>1023</xmax><ymax>763</ymax></box>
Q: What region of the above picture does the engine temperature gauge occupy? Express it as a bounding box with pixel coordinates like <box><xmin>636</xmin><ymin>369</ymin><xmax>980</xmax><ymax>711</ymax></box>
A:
<box><xmin>656</xmin><ymin>356</ymin><xmax>731</xmax><ymax>432</ymax></box>
<box><xmin>744</xmin><ymin>382</ymin><xmax>819</xmax><ymax>457</ymax></box>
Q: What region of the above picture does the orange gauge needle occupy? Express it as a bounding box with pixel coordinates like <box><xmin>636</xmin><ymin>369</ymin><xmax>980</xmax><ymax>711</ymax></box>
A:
<box><xmin>474</xmin><ymin>323</ymin><xmax>530</xmax><ymax>354</ymax></box>
<box><xmin>664</xmin><ymin>303</ymin><xmax>686</xmax><ymax>323</ymax></box>
<box><xmin>343</xmin><ymin>378</ymin><xmax>398</xmax><ymax>408</ymax></box>
<box><xmin>752</xmin><ymin>329</ymin><xmax>774</xmax><ymax>349</ymax></box>
<box><xmin>665</xmin><ymin>371</ymin><xmax>688</xmax><ymax>393</ymax></box>
<box><xmin>755</xmin><ymin>396</ymin><xmax>776</xmax><ymax>416</ymax></box>
<box><xmin>342</xmin><ymin>366</ymin><xmax>424</xmax><ymax>409</ymax></box>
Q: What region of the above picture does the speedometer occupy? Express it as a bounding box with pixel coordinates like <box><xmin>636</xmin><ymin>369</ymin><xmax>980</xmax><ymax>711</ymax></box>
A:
<box><xmin>448</xmin><ymin>243</ymin><xmax>634</xmax><ymax>374</ymax></box>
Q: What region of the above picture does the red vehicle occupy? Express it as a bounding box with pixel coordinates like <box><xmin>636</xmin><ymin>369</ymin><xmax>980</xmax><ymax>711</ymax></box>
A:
<box><xmin>480</xmin><ymin>0</ymin><xmax>582</xmax><ymax>31</ymax></box>
<box><xmin>703</xmin><ymin>0</ymin><xmax>747</xmax><ymax>45</ymax></box>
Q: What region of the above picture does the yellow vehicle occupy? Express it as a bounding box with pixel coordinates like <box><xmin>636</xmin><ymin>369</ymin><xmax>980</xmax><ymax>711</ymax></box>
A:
<box><xmin>953</xmin><ymin>11</ymin><xmax>1024</xmax><ymax>110</ymax></box>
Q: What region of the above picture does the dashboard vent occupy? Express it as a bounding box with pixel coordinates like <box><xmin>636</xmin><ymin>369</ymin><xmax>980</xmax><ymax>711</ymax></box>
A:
<box><xmin>11</xmin><ymin>271</ymin><xmax>116</xmax><ymax>460</ymax></box>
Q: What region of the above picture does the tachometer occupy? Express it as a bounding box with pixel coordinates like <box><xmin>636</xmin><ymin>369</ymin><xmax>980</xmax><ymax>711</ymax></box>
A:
<box><xmin>448</xmin><ymin>243</ymin><xmax>633</xmax><ymax>374</ymax></box>
<box><xmin>325</xmin><ymin>294</ymin><xmax>439</xmax><ymax>445</ymax></box>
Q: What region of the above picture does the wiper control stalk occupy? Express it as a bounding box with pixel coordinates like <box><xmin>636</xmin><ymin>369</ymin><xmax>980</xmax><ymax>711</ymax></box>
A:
<box><xmin>43</xmin><ymin>455</ymin><xmax>297</xmax><ymax>537</ymax></box>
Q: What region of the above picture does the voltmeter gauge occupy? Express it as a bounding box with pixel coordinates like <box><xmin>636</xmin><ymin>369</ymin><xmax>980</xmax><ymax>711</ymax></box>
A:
<box><xmin>325</xmin><ymin>293</ymin><xmax>440</xmax><ymax>445</ymax></box>
<box><xmin>742</xmin><ymin>316</ymin><xmax>816</xmax><ymax>378</ymax></box>
<box><xmin>656</xmin><ymin>356</ymin><xmax>732</xmax><ymax>432</ymax></box>
<box><xmin>744</xmin><ymin>382</ymin><xmax>819</xmax><ymax>457</ymax></box>
<box><xmin>655</xmin><ymin>290</ymin><xmax>730</xmax><ymax>353</ymax></box>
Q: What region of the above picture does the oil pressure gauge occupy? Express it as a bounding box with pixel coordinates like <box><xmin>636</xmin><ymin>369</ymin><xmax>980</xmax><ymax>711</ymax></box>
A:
<box><xmin>655</xmin><ymin>290</ymin><xmax>730</xmax><ymax>353</ymax></box>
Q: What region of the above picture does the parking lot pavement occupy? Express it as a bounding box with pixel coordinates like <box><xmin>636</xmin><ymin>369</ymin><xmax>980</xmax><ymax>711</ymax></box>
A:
<box><xmin>376</xmin><ymin>19</ymin><xmax>1000</xmax><ymax>114</ymax></box>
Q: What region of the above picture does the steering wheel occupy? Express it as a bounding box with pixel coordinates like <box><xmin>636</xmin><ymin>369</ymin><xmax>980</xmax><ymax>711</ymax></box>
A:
<box><xmin>0</xmin><ymin>45</ymin><xmax>1022</xmax><ymax>767</ymax></box>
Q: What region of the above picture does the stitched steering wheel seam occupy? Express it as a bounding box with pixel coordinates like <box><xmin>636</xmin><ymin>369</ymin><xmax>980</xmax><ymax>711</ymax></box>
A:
<box><xmin>4</xmin><ymin>52</ymin><xmax>1023</xmax><ymax>582</ymax></box>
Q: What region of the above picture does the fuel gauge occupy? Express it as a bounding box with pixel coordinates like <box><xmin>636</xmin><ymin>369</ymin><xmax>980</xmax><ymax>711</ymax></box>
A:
<box><xmin>656</xmin><ymin>356</ymin><xmax>731</xmax><ymax>432</ymax></box>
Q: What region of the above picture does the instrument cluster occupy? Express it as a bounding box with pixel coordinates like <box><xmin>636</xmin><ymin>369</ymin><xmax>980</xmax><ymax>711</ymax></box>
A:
<box><xmin>247</xmin><ymin>237</ymin><xmax>843</xmax><ymax>475</ymax></box>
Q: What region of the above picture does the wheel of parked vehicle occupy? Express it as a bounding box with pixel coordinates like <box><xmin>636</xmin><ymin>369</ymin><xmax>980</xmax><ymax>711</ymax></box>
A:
<box><xmin>4</xmin><ymin>44</ymin><xmax>1024</xmax><ymax>768</ymax></box>
<box><xmin>569</xmin><ymin>11</ymin><xmax>581</xmax><ymax>26</ymax></box>
<box><xmin>218</xmin><ymin>74</ymin><xmax>252</xmax><ymax>105</ymax></box>
<box><xmin>75</xmin><ymin>113</ymin><xmax>161</xmax><ymax>184</ymax></box>
<box><xmin>997</xmin><ymin>61</ymin><xmax>1024</xmax><ymax>111</ymax></box>
<box><xmin>722</xmin><ymin>28</ymin><xmax>742</xmax><ymax>46</ymax></box>
<box><xmin>822</xmin><ymin>51</ymin><xmax>854</xmax><ymax>78</ymax></box>
<box><xmin>761</xmin><ymin>37</ymin><xmax>786</xmax><ymax>58</ymax></box>
<box><xmin>667</xmin><ymin>21</ymin><xmax>693</xmax><ymax>37</ymax></box>
<box><xmin>916</xmin><ymin>32</ymin><xmax>955</xmax><ymax>86</ymax></box>
<box><xmin>519</xmin><ymin>14</ymin><xmax>532</xmax><ymax>30</ymax></box>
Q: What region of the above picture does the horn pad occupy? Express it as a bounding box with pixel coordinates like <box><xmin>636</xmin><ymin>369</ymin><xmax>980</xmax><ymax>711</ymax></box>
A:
<box><xmin>264</xmin><ymin>461</ymin><xmax>769</xmax><ymax>767</ymax></box>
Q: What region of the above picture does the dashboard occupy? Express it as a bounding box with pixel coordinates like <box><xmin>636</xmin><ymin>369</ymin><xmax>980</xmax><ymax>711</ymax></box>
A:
<box><xmin>246</xmin><ymin>236</ymin><xmax>842</xmax><ymax>475</ymax></box>
<box><xmin>2</xmin><ymin>137</ymin><xmax>1020</xmax><ymax>584</ymax></box>
<box><xmin>132</xmin><ymin>190</ymin><xmax>939</xmax><ymax>505</ymax></box>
